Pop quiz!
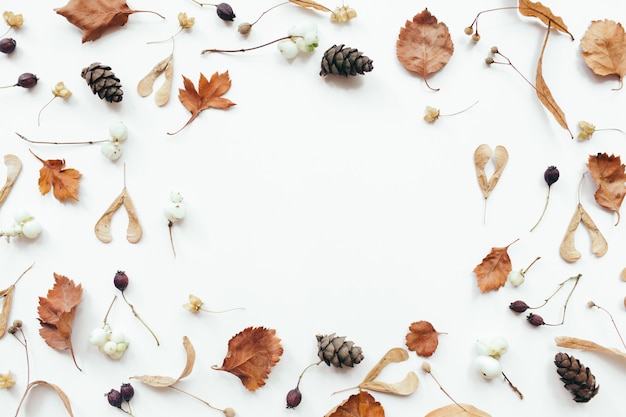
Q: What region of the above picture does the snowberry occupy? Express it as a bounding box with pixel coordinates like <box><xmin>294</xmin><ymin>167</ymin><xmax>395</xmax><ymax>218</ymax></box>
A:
<box><xmin>101</xmin><ymin>141</ymin><xmax>122</xmax><ymax>160</ymax></box>
<box><xmin>278</xmin><ymin>39</ymin><xmax>299</xmax><ymax>59</ymax></box>
<box><xmin>103</xmin><ymin>340</ymin><xmax>118</xmax><ymax>355</ymax></box>
<box><xmin>89</xmin><ymin>327</ymin><xmax>108</xmax><ymax>347</ymax></box>
<box><xmin>109</xmin><ymin>329</ymin><xmax>126</xmax><ymax>344</ymax></box>
<box><xmin>109</xmin><ymin>121</ymin><xmax>128</xmax><ymax>143</ymax></box>
<box><xmin>165</xmin><ymin>192</ymin><xmax>186</xmax><ymax>223</ymax></box>
<box><xmin>507</xmin><ymin>269</ymin><xmax>525</xmax><ymax>287</ymax></box>
<box><xmin>473</xmin><ymin>355</ymin><xmax>502</xmax><ymax>379</ymax></box>
<box><xmin>13</xmin><ymin>210</ymin><xmax>33</xmax><ymax>224</ymax></box>
<box><xmin>21</xmin><ymin>219</ymin><xmax>42</xmax><ymax>239</ymax></box>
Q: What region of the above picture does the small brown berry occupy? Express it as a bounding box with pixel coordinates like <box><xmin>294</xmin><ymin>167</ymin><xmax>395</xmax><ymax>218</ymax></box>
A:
<box><xmin>286</xmin><ymin>387</ymin><xmax>302</xmax><ymax>408</ymax></box>
<box><xmin>472</xmin><ymin>33</ymin><xmax>481</xmax><ymax>42</ymax></box>
<box><xmin>120</xmin><ymin>383</ymin><xmax>134</xmax><ymax>402</ymax></box>
<box><xmin>216</xmin><ymin>3</ymin><xmax>235</xmax><ymax>21</ymax></box>
<box><xmin>485</xmin><ymin>56</ymin><xmax>494</xmax><ymax>65</ymax></box>
<box><xmin>464</xmin><ymin>26</ymin><xmax>474</xmax><ymax>35</ymax></box>
<box><xmin>106</xmin><ymin>389</ymin><xmax>123</xmax><ymax>408</ymax></box>
<box><xmin>114</xmin><ymin>270</ymin><xmax>129</xmax><ymax>291</ymax></box>
<box><xmin>490</xmin><ymin>46</ymin><xmax>499</xmax><ymax>54</ymax></box>
<box><xmin>527</xmin><ymin>313</ymin><xmax>545</xmax><ymax>326</ymax></box>
<box><xmin>509</xmin><ymin>300</ymin><xmax>529</xmax><ymax>313</ymax></box>
<box><xmin>17</xmin><ymin>73</ymin><xmax>38</xmax><ymax>88</ymax></box>
<box><xmin>0</xmin><ymin>38</ymin><xmax>16</xmax><ymax>54</ymax></box>
<box><xmin>544</xmin><ymin>166</ymin><xmax>559</xmax><ymax>186</ymax></box>
<box><xmin>223</xmin><ymin>407</ymin><xmax>236</xmax><ymax>417</ymax></box>
<box><xmin>238</xmin><ymin>22</ymin><xmax>252</xmax><ymax>35</ymax></box>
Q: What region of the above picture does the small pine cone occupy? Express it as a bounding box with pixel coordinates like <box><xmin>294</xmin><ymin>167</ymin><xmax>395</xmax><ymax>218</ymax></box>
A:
<box><xmin>554</xmin><ymin>352</ymin><xmax>599</xmax><ymax>402</ymax></box>
<box><xmin>316</xmin><ymin>333</ymin><xmax>364</xmax><ymax>367</ymax></box>
<box><xmin>320</xmin><ymin>44</ymin><xmax>373</xmax><ymax>77</ymax></box>
<box><xmin>81</xmin><ymin>62</ymin><xmax>123</xmax><ymax>103</ymax></box>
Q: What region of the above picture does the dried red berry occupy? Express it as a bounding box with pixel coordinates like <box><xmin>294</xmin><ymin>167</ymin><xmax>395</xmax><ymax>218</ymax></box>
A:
<box><xmin>17</xmin><ymin>73</ymin><xmax>38</xmax><ymax>88</ymax></box>
<box><xmin>527</xmin><ymin>313</ymin><xmax>545</xmax><ymax>326</ymax></box>
<box><xmin>114</xmin><ymin>270</ymin><xmax>129</xmax><ymax>291</ymax></box>
<box><xmin>106</xmin><ymin>389</ymin><xmax>123</xmax><ymax>408</ymax></box>
<box><xmin>216</xmin><ymin>3</ymin><xmax>235</xmax><ymax>21</ymax></box>
<box><xmin>0</xmin><ymin>38</ymin><xmax>16</xmax><ymax>54</ymax></box>
<box><xmin>509</xmin><ymin>300</ymin><xmax>530</xmax><ymax>313</ymax></box>
<box><xmin>286</xmin><ymin>387</ymin><xmax>302</xmax><ymax>408</ymax></box>
<box><xmin>544</xmin><ymin>166</ymin><xmax>559</xmax><ymax>187</ymax></box>
<box><xmin>120</xmin><ymin>383</ymin><xmax>134</xmax><ymax>402</ymax></box>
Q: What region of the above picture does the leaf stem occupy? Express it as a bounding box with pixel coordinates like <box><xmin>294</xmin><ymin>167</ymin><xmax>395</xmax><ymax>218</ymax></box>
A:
<box><xmin>441</xmin><ymin>100</ymin><xmax>479</xmax><ymax>117</ymax></box>
<box><xmin>168</xmin><ymin>220</ymin><xmax>176</xmax><ymax>258</ymax></box>
<box><xmin>249</xmin><ymin>1</ymin><xmax>289</xmax><ymax>26</ymax></box>
<box><xmin>201</xmin><ymin>35</ymin><xmax>298</xmax><ymax>54</ymax></box>
<box><xmin>530</xmin><ymin>274</ymin><xmax>581</xmax><ymax>310</ymax></box>
<box><xmin>17</xmin><ymin>132</ymin><xmax>107</xmax><ymax>145</ymax></box>
<box><xmin>530</xmin><ymin>186</ymin><xmax>551</xmax><ymax>232</ymax></box>
<box><xmin>588</xmin><ymin>301</ymin><xmax>626</xmax><ymax>350</ymax></box>
<box><xmin>103</xmin><ymin>295</ymin><xmax>117</xmax><ymax>324</ymax></box>
<box><xmin>121</xmin><ymin>291</ymin><xmax>160</xmax><ymax>346</ymax></box>
<box><xmin>502</xmin><ymin>371</ymin><xmax>523</xmax><ymax>399</ymax></box>
<box><xmin>422</xmin><ymin>362</ymin><xmax>467</xmax><ymax>412</ymax></box>
<box><xmin>37</xmin><ymin>97</ymin><xmax>57</xmax><ymax>127</ymax></box>
<box><xmin>522</xmin><ymin>256</ymin><xmax>541</xmax><ymax>275</ymax></box>
<box><xmin>12</xmin><ymin>262</ymin><xmax>35</xmax><ymax>286</ymax></box>
<box><xmin>295</xmin><ymin>360</ymin><xmax>322</xmax><ymax>388</ymax></box>
<box><xmin>168</xmin><ymin>385</ymin><xmax>224</xmax><ymax>412</ymax></box>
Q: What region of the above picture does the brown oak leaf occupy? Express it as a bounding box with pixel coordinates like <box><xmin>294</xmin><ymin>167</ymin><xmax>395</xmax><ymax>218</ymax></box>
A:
<box><xmin>55</xmin><ymin>0</ymin><xmax>164</xmax><ymax>42</ymax></box>
<box><xmin>37</xmin><ymin>273</ymin><xmax>83</xmax><ymax>371</ymax></box>
<box><xmin>169</xmin><ymin>71</ymin><xmax>236</xmax><ymax>135</ymax></box>
<box><xmin>587</xmin><ymin>153</ymin><xmax>626</xmax><ymax>225</ymax></box>
<box><xmin>473</xmin><ymin>239</ymin><xmax>518</xmax><ymax>293</ymax></box>
<box><xmin>396</xmin><ymin>8</ymin><xmax>453</xmax><ymax>91</ymax></box>
<box><xmin>325</xmin><ymin>390</ymin><xmax>385</xmax><ymax>417</ymax></box>
<box><xmin>405</xmin><ymin>321</ymin><xmax>442</xmax><ymax>357</ymax></box>
<box><xmin>212</xmin><ymin>326</ymin><xmax>283</xmax><ymax>391</ymax></box>
<box><xmin>30</xmin><ymin>150</ymin><xmax>81</xmax><ymax>202</ymax></box>
<box><xmin>581</xmin><ymin>20</ymin><xmax>626</xmax><ymax>90</ymax></box>
<box><xmin>518</xmin><ymin>0</ymin><xmax>573</xmax><ymax>39</ymax></box>
<box><xmin>425</xmin><ymin>403</ymin><xmax>491</xmax><ymax>417</ymax></box>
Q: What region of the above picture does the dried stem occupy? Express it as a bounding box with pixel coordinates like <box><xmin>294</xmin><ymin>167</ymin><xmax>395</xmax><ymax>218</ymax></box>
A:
<box><xmin>16</xmin><ymin>132</ymin><xmax>107</xmax><ymax>145</ymax></box>
<box><xmin>168</xmin><ymin>221</ymin><xmax>176</xmax><ymax>258</ymax></box>
<box><xmin>248</xmin><ymin>1</ymin><xmax>289</xmax><ymax>27</ymax></box>
<box><xmin>440</xmin><ymin>100</ymin><xmax>479</xmax><ymax>117</ymax></box>
<box><xmin>200</xmin><ymin>306</ymin><xmax>245</xmax><ymax>314</ymax></box>
<box><xmin>542</xmin><ymin>274</ymin><xmax>582</xmax><ymax>326</ymax></box>
<box><xmin>530</xmin><ymin>274</ymin><xmax>581</xmax><ymax>310</ymax></box>
<box><xmin>422</xmin><ymin>362</ymin><xmax>467</xmax><ymax>412</ymax></box>
<box><xmin>168</xmin><ymin>385</ymin><xmax>226</xmax><ymax>413</ymax></box>
<box><xmin>148</xmin><ymin>28</ymin><xmax>184</xmax><ymax>45</ymax></box>
<box><xmin>12</xmin><ymin>263</ymin><xmax>35</xmax><ymax>286</ymax></box>
<box><xmin>201</xmin><ymin>35</ymin><xmax>299</xmax><ymax>54</ymax></box>
<box><xmin>295</xmin><ymin>360</ymin><xmax>322</xmax><ymax>389</ymax></box>
<box><xmin>468</xmin><ymin>6</ymin><xmax>573</xmax><ymax>40</ymax></box>
<box><xmin>522</xmin><ymin>256</ymin><xmax>541</xmax><ymax>275</ymax></box>
<box><xmin>121</xmin><ymin>291</ymin><xmax>160</xmax><ymax>346</ymax></box>
<box><xmin>502</xmin><ymin>372</ymin><xmax>523</xmax><ymax>399</ymax></box>
<box><xmin>103</xmin><ymin>295</ymin><xmax>117</xmax><ymax>324</ymax></box>
<box><xmin>37</xmin><ymin>97</ymin><xmax>57</xmax><ymax>127</ymax></box>
<box><xmin>12</xmin><ymin>325</ymin><xmax>31</xmax><ymax>417</ymax></box>
<box><xmin>588</xmin><ymin>301</ymin><xmax>626</xmax><ymax>350</ymax></box>
<box><xmin>530</xmin><ymin>185</ymin><xmax>551</xmax><ymax>232</ymax></box>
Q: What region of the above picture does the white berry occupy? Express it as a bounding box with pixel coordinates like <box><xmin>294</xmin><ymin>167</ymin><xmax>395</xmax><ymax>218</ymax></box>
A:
<box><xmin>14</xmin><ymin>210</ymin><xmax>33</xmax><ymax>224</ymax></box>
<box><xmin>89</xmin><ymin>328</ymin><xmax>108</xmax><ymax>346</ymax></box>
<box><xmin>21</xmin><ymin>219</ymin><xmax>42</xmax><ymax>239</ymax></box>
<box><xmin>473</xmin><ymin>355</ymin><xmax>502</xmax><ymax>379</ymax></box>
<box><xmin>278</xmin><ymin>39</ymin><xmax>299</xmax><ymax>59</ymax></box>
<box><xmin>474</xmin><ymin>338</ymin><xmax>497</xmax><ymax>357</ymax></box>
<box><xmin>508</xmin><ymin>269</ymin><xmax>525</xmax><ymax>287</ymax></box>
<box><xmin>103</xmin><ymin>340</ymin><xmax>118</xmax><ymax>355</ymax></box>
<box><xmin>109</xmin><ymin>121</ymin><xmax>128</xmax><ymax>143</ymax></box>
<box><xmin>109</xmin><ymin>329</ymin><xmax>126</xmax><ymax>344</ymax></box>
<box><xmin>489</xmin><ymin>336</ymin><xmax>509</xmax><ymax>356</ymax></box>
<box><xmin>101</xmin><ymin>142</ymin><xmax>122</xmax><ymax>160</ymax></box>
<box><xmin>164</xmin><ymin>204</ymin><xmax>186</xmax><ymax>223</ymax></box>
<box><xmin>170</xmin><ymin>191</ymin><xmax>184</xmax><ymax>204</ymax></box>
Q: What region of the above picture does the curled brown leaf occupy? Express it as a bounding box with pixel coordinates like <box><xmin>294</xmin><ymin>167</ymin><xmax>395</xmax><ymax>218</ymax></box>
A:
<box><xmin>580</xmin><ymin>19</ymin><xmax>626</xmax><ymax>89</ymax></box>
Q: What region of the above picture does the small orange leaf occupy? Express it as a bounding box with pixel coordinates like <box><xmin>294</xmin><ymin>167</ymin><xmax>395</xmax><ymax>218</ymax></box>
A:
<box><xmin>405</xmin><ymin>321</ymin><xmax>441</xmax><ymax>357</ymax></box>
<box><xmin>325</xmin><ymin>390</ymin><xmax>385</xmax><ymax>417</ymax></box>
<box><xmin>581</xmin><ymin>20</ymin><xmax>626</xmax><ymax>90</ymax></box>
<box><xmin>587</xmin><ymin>153</ymin><xmax>626</xmax><ymax>225</ymax></box>
<box><xmin>212</xmin><ymin>326</ymin><xmax>283</xmax><ymax>391</ymax></box>
<box><xmin>169</xmin><ymin>71</ymin><xmax>236</xmax><ymax>135</ymax></box>
<box><xmin>473</xmin><ymin>239</ymin><xmax>518</xmax><ymax>293</ymax></box>
<box><xmin>30</xmin><ymin>150</ymin><xmax>81</xmax><ymax>202</ymax></box>
<box><xmin>396</xmin><ymin>8</ymin><xmax>453</xmax><ymax>91</ymax></box>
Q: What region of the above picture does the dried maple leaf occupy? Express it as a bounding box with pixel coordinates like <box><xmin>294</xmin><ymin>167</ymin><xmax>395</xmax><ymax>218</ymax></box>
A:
<box><xmin>473</xmin><ymin>239</ymin><xmax>519</xmax><ymax>293</ymax></box>
<box><xmin>517</xmin><ymin>0</ymin><xmax>573</xmax><ymax>39</ymax></box>
<box><xmin>581</xmin><ymin>20</ymin><xmax>626</xmax><ymax>90</ymax></box>
<box><xmin>212</xmin><ymin>326</ymin><xmax>283</xmax><ymax>391</ymax></box>
<box><xmin>425</xmin><ymin>403</ymin><xmax>491</xmax><ymax>417</ymax></box>
<box><xmin>358</xmin><ymin>347</ymin><xmax>418</xmax><ymax>395</ymax></box>
<box><xmin>54</xmin><ymin>0</ymin><xmax>164</xmax><ymax>43</ymax></box>
<box><xmin>29</xmin><ymin>150</ymin><xmax>81</xmax><ymax>202</ymax></box>
<box><xmin>396</xmin><ymin>8</ymin><xmax>453</xmax><ymax>91</ymax></box>
<box><xmin>587</xmin><ymin>153</ymin><xmax>626</xmax><ymax>224</ymax></box>
<box><xmin>37</xmin><ymin>273</ymin><xmax>83</xmax><ymax>371</ymax></box>
<box><xmin>325</xmin><ymin>390</ymin><xmax>385</xmax><ymax>417</ymax></box>
<box><xmin>405</xmin><ymin>321</ymin><xmax>442</xmax><ymax>357</ymax></box>
<box><xmin>169</xmin><ymin>71</ymin><xmax>236</xmax><ymax>135</ymax></box>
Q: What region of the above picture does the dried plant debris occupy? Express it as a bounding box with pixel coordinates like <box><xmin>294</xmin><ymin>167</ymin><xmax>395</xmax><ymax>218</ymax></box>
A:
<box><xmin>554</xmin><ymin>352</ymin><xmax>599</xmax><ymax>402</ymax></box>
<box><xmin>474</xmin><ymin>144</ymin><xmax>508</xmax><ymax>223</ymax></box>
<box><xmin>358</xmin><ymin>347</ymin><xmax>418</xmax><ymax>395</ymax></box>
<box><xmin>581</xmin><ymin>19</ymin><xmax>626</xmax><ymax>90</ymax></box>
<box><xmin>473</xmin><ymin>239</ymin><xmax>518</xmax><ymax>293</ymax></box>
<box><xmin>0</xmin><ymin>154</ymin><xmax>21</xmax><ymax>208</ymax></box>
<box><xmin>137</xmin><ymin>54</ymin><xmax>174</xmax><ymax>106</ymax></box>
<box><xmin>94</xmin><ymin>172</ymin><xmax>142</xmax><ymax>243</ymax></box>
<box><xmin>324</xmin><ymin>390</ymin><xmax>384</xmax><ymax>417</ymax></box>
<box><xmin>559</xmin><ymin>203</ymin><xmax>607</xmax><ymax>262</ymax></box>
<box><xmin>587</xmin><ymin>153</ymin><xmax>626</xmax><ymax>225</ymax></box>
<box><xmin>30</xmin><ymin>150</ymin><xmax>81</xmax><ymax>202</ymax></box>
<box><xmin>405</xmin><ymin>321</ymin><xmax>443</xmax><ymax>357</ymax></box>
<box><xmin>555</xmin><ymin>336</ymin><xmax>626</xmax><ymax>363</ymax></box>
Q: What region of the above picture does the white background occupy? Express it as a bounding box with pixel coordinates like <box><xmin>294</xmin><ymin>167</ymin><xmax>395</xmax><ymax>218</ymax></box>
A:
<box><xmin>1</xmin><ymin>1</ymin><xmax>626</xmax><ymax>416</ymax></box>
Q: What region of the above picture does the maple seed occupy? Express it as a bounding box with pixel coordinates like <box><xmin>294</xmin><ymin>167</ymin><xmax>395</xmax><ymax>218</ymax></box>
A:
<box><xmin>114</xmin><ymin>270</ymin><xmax>129</xmax><ymax>291</ymax></box>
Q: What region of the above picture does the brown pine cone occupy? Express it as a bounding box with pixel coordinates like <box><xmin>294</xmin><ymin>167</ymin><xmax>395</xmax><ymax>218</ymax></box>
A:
<box><xmin>81</xmin><ymin>62</ymin><xmax>123</xmax><ymax>103</ymax></box>
<box><xmin>554</xmin><ymin>352</ymin><xmax>599</xmax><ymax>402</ymax></box>
<box><xmin>320</xmin><ymin>44</ymin><xmax>373</xmax><ymax>77</ymax></box>
<box><xmin>316</xmin><ymin>333</ymin><xmax>364</xmax><ymax>367</ymax></box>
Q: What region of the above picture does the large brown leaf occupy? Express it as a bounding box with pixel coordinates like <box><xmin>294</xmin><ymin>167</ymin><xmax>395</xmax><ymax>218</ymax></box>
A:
<box><xmin>325</xmin><ymin>391</ymin><xmax>385</xmax><ymax>417</ymax></box>
<box><xmin>37</xmin><ymin>273</ymin><xmax>82</xmax><ymax>370</ymax></box>
<box><xmin>405</xmin><ymin>321</ymin><xmax>441</xmax><ymax>357</ymax></box>
<box><xmin>425</xmin><ymin>403</ymin><xmax>491</xmax><ymax>417</ymax></box>
<box><xmin>517</xmin><ymin>0</ymin><xmax>573</xmax><ymax>39</ymax></box>
<box><xmin>581</xmin><ymin>20</ymin><xmax>626</xmax><ymax>90</ymax></box>
<box><xmin>30</xmin><ymin>150</ymin><xmax>81</xmax><ymax>202</ymax></box>
<box><xmin>169</xmin><ymin>71</ymin><xmax>236</xmax><ymax>135</ymax></box>
<box><xmin>473</xmin><ymin>239</ymin><xmax>518</xmax><ymax>293</ymax></box>
<box><xmin>396</xmin><ymin>8</ymin><xmax>453</xmax><ymax>91</ymax></box>
<box><xmin>212</xmin><ymin>326</ymin><xmax>283</xmax><ymax>391</ymax></box>
<box><xmin>54</xmin><ymin>0</ymin><xmax>163</xmax><ymax>42</ymax></box>
<box><xmin>587</xmin><ymin>153</ymin><xmax>626</xmax><ymax>225</ymax></box>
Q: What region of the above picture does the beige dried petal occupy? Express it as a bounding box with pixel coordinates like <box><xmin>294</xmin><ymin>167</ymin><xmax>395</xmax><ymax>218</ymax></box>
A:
<box><xmin>359</xmin><ymin>371</ymin><xmax>418</xmax><ymax>395</ymax></box>
<box><xmin>52</xmin><ymin>82</ymin><xmax>72</xmax><ymax>99</ymax></box>
<box><xmin>183</xmin><ymin>294</ymin><xmax>203</xmax><ymax>313</ymax></box>
<box><xmin>577</xmin><ymin>120</ymin><xmax>596</xmax><ymax>140</ymax></box>
<box><xmin>0</xmin><ymin>154</ymin><xmax>21</xmax><ymax>208</ymax></box>
<box><xmin>132</xmin><ymin>336</ymin><xmax>195</xmax><ymax>386</ymax></box>
<box><xmin>177</xmin><ymin>12</ymin><xmax>195</xmax><ymax>28</ymax></box>
<box><xmin>3</xmin><ymin>11</ymin><xmax>23</xmax><ymax>28</ymax></box>
<box><xmin>425</xmin><ymin>403</ymin><xmax>491</xmax><ymax>417</ymax></box>
<box><xmin>0</xmin><ymin>371</ymin><xmax>15</xmax><ymax>389</ymax></box>
<box><xmin>14</xmin><ymin>380</ymin><xmax>74</xmax><ymax>417</ymax></box>
<box><xmin>423</xmin><ymin>106</ymin><xmax>440</xmax><ymax>122</ymax></box>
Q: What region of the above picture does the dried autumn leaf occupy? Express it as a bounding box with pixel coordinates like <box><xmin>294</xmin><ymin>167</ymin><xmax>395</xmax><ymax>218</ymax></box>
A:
<box><xmin>95</xmin><ymin>176</ymin><xmax>142</xmax><ymax>244</ymax></box>
<box><xmin>54</xmin><ymin>0</ymin><xmax>164</xmax><ymax>42</ymax></box>
<box><xmin>358</xmin><ymin>347</ymin><xmax>418</xmax><ymax>396</ymax></box>
<box><xmin>288</xmin><ymin>0</ymin><xmax>331</xmax><ymax>12</ymax></box>
<box><xmin>473</xmin><ymin>239</ymin><xmax>518</xmax><ymax>293</ymax></box>
<box><xmin>212</xmin><ymin>326</ymin><xmax>283</xmax><ymax>391</ymax></box>
<box><xmin>132</xmin><ymin>336</ymin><xmax>195</xmax><ymax>387</ymax></box>
<box><xmin>396</xmin><ymin>8</ymin><xmax>454</xmax><ymax>91</ymax></box>
<box><xmin>29</xmin><ymin>150</ymin><xmax>81</xmax><ymax>202</ymax></box>
<box><xmin>581</xmin><ymin>20</ymin><xmax>626</xmax><ymax>90</ymax></box>
<box><xmin>425</xmin><ymin>403</ymin><xmax>491</xmax><ymax>417</ymax></box>
<box><xmin>0</xmin><ymin>264</ymin><xmax>33</xmax><ymax>339</ymax></box>
<box><xmin>14</xmin><ymin>380</ymin><xmax>75</xmax><ymax>417</ymax></box>
<box><xmin>37</xmin><ymin>273</ymin><xmax>83</xmax><ymax>371</ymax></box>
<box><xmin>405</xmin><ymin>321</ymin><xmax>442</xmax><ymax>357</ymax></box>
<box><xmin>517</xmin><ymin>0</ymin><xmax>573</xmax><ymax>39</ymax></box>
<box><xmin>555</xmin><ymin>336</ymin><xmax>626</xmax><ymax>362</ymax></box>
<box><xmin>137</xmin><ymin>54</ymin><xmax>174</xmax><ymax>106</ymax></box>
<box><xmin>0</xmin><ymin>154</ymin><xmax>21</xmax><ymax>208</ymax></box>
<box><xmin>536</xmin><ymin>24</ymin><xmax>572</xmax><ymax>138</ymax></box>
<box><xmin>587</xmin><ymin>153</ymin><xmax>626</xmax><ymax>225</ymax></box>
<box><xmin>325</xmin><ymin>390</ymin><xmax>385</xmax><ymax>417</ymax></box>
<box><xmin>559</xmin><ymin>203</ymin><xmax>608</xmax><ymax>262</ymax></box>
<box><xmin>169</xmin><ymin>71</ymin><xmax>236</xmax><ymax>135</ymax></box>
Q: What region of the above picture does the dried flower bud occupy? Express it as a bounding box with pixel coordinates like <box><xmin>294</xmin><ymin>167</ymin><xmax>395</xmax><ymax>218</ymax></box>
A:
<box><xmin>178</xmin><ymin>12</ymin><xmax>195</xmax><ymax>29</ymax></box>
<box><xmin>120</xmin><ymin>383</ymin><xmax>134</xmax><ymax>402</ymax></box>
<box><xmin>7</xmin><ymin>325</ymin><xmax>16</xmax><ymax>334</ymax></box>
<box><xmin>52</xmin><ymin>81</ymin><xmax>72</xmax><ymax>99</ymax></box>
<box><xmin>114</xmin><ymin>270</ymin><xmax>129</xmax><ymax>291</ymax></box>
<box><xmin>0</xmin><ymin>371</ymin><xmax>16</xmax><ymax>389</ymax></box>
<box><xmin>12</xmin><ymin>319</ymin><xmax>22</xmax><ymax>328</ymax></box>
<box><xmin>223</xmin><ymin>408</ymin><xmax>236</xmax><ymax>417</ymax></box>
<box><xmin>577</xmin><ymin>120</ymin><xmax>596</xmax><ymax>140</ymax></box>
<box><xmin>286</xmin><ymin>387</ymin><xmax>302</xmax><ymax>408</ymax></box>
<box><xmin>106</xmin><ymin>389</ymin><xmax>123</xmax><ymax>408</ymax></box>
<box><xmin>238</xmin><ymin>22</ymin><xmax>252</xmax><ymax>35</ymax></box>
<box><xmin>330</xmin><ymin>6</ymin><xmax>357</xmax><ymax>23</ymax></box>
<box><xmin>17</xmin><ymin>72</ymin><xmax>38</xmax><ymax>88</ymax></box>
<box><xmin>423</xmin><ymin>106</ymin><xmax>440</xmax><ymax>123</ymax></box>
<box><xmin>3</xmin><ymin>11</ymin><xmax>23</xmax><ymax>28</ymax></box>
<box><xmin>183</xmin><ymin>294</ymin><xmax>203</xmax><ymax>313</ymax></box>
<box><xmin>526</xmin><ymin>313</ymin><xmax>545</xmax><ymax>326</ymax></box>
<box><xmin>485</xmin><ymin>56</ymin><xmax>494</xmax><ymax>65</ymax></box>
<box><xmin>0</xmin><ymin>37</ymin><xmax>16</xmax><ymax>54</ymax></box>
<box><xmin>490</xmin><ymin>46</ymin><xmax>499</xmax><ymax>54</ymax></box>
<box><xmin>216</xmin><ymin>3</ymin><xmax>235</xmax><ymax>21</ymax></box>
<box><xmin>421</xmin><ymin>361</ymin><xmax>431</xmax><ymax>373</ymax></box>
<box><xmin>509</xmin><ymin>300</ymin><xmax>529</xmax><ymax>313</ymax></box>
<box><xmin>544</xmin><ymin>166</ymin><xmax>559</xmax><ymax>187</ymax></box>
<box><xmin>464</xmin><ymin>26</ymin><xmax>474</xmax><ymax>35</ymax></box>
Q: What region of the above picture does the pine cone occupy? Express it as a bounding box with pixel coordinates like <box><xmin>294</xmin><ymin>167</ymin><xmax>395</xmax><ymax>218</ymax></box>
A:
<box><xmin>320</xmin><ymin>44</ymin><xmax>373</xmax><ymax>77</ymax></box>
<box><xmin>81</xmin><ymin>62</ymin><xmax>123</xmax><ymax>103</ymax></box>
<box><xmin>316</xmin><ymin>333</ymin><xmax>364</xmax><ymax>367</ymax></box>
<box><xmin>554</xmin><ymin>352</ymin><xmax>599</xmax><ymax>402</ymax></box>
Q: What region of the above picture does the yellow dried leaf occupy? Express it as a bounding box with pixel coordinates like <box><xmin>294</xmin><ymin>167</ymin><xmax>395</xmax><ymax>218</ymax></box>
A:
<box><xmin>555</xmin><ymin>336</ymin><xmax>626</xmax><ymax>362</ymax></box>
<box><xmin>425</xmin><ymin>403</ymin><xmax>491</xmax><ymax>417</ymax></box>
<box><xmin>0</xmin><ymin>285</ymin><xmax>15</xmax><ymax>338</ymax></box>
<box><xmin>0</xmin><ymin>154</ymin><xmax>21</xmax><ymax>208</ymax></box>
<box><xmin>581</xmin><ymin>19</ymin><xmax>626</xmax><ymax>89</ymax></box>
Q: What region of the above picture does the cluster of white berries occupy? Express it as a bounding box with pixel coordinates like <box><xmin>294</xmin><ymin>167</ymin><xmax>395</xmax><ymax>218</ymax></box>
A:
<box><xmin>472</xmin><ymin>336</ymin><xmax>508</xmax><ymax>379</ymax></box>
<box><xmin>277</xmin><ymin>23</ymin><xmax>319</xmax><ymax>59</ymax></box>
<box><xmin>1</xmin><ymin>210</ymin><xmax>42</xmax><ymax>242</ymax></box>
<box><xmin>89</xmin><ymin>323</ymin><xmax>129</xmax><ymax>360</ymax></box>
<box><xmin>164</xmin><ymin>191</ymin><xmax>186</xmax><ymax>223</ymax></box>
<box><xmin>100</xmin><ymin>122</ymin><xmax>128</xmax><ymax>161</ymax></box>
